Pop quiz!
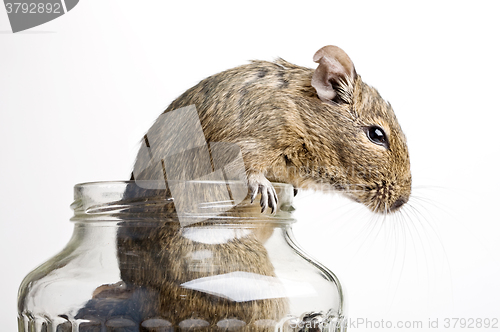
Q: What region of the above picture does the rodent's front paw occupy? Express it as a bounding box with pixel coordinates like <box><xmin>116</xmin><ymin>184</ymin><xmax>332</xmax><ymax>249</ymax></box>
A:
<box><xmin>248</xmin><ymin>175</ymin><xmax>278</xmax><ymax>214</ymax></box>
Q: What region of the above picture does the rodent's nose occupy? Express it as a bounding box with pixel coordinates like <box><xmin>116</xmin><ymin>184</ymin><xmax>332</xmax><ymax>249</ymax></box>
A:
<box><xmin>390</xmin><ymin>196</ymin><xmax>408</xmax><ymax>211</ymax></box>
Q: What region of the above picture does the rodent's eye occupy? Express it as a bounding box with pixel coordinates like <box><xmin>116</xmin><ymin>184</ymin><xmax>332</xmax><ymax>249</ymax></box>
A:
<box><xmin>366</xmin><ymin>126</ymin><xmax>389</xmax><ymax>148</ymax></box>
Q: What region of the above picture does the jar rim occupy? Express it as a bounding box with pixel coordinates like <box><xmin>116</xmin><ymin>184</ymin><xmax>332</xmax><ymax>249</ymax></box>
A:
<box><xmin>73</xmin><ymin>180</ymin><xmax>293</xmax><ymax>191</ymax></box>
<box><xmin>71</xmin><ymin>180</ymin><xmax>296</xmax><ymax>225</ymax></box>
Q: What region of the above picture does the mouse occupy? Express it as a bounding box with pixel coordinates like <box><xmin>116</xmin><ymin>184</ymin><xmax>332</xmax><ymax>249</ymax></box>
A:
<box><xmin>133</xmin><ymin>45</ymin><xmax>411</xmax><ymax>214</ymax></box>
<box><xmin>77</xmin><ymin>45</ymin><xmax>411</xmax><ymax>330</ymax></box>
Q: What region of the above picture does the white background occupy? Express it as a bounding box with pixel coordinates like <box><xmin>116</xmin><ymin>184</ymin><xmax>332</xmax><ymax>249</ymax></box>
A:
<box><xmin>1</xmin><ymin>1</ymin><xmax>499</xmax><ymax>331</ymax></box>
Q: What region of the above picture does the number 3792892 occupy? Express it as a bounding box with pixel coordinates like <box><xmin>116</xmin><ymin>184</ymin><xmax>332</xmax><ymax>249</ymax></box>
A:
<box><xmin>5</xmin><ymin>2</ymin><xmax>62</xmax><ymax>14</ymax></box>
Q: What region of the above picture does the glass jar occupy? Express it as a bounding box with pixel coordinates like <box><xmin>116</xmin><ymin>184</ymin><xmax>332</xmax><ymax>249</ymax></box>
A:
<box><xmin>18</xmin><ymin>181</ymin><xmax>346</xmax><ymax>332</ymax></box>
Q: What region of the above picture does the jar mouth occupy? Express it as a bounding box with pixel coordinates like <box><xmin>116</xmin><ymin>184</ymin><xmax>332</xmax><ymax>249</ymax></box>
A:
<box><xmin>71</xmin><ymin>181</ymin><xmax>295</xmax><ymax>225</ymax></box>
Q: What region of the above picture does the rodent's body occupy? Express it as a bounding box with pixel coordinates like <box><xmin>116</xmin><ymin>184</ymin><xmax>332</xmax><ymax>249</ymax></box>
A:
<box><xmin>135</xmin><ymin>46</ymin><xmax>411</xmax><ymax>213</ymax></box>
<box><xmin>79</xmin><ymin>46</ymin><xmax>411</xmax><ymax>329</ymax></box>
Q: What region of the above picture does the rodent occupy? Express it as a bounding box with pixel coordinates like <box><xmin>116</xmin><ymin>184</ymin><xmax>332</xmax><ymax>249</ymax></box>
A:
<box><xmin>133</xmin><ymin>45</ymin><xmax>411</xmax><ymax>214</ymax></box>
<box><xmin>77</xmin><ymin>45</ymin><xmax>411</xmax><ymax>330</ymax></box>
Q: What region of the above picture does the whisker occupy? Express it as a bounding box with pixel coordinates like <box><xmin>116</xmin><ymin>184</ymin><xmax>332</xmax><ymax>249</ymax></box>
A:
<box><xmin>405</xmin><ymin>197</ymin><xmax>455</xmax><ymax>309</ymax></box>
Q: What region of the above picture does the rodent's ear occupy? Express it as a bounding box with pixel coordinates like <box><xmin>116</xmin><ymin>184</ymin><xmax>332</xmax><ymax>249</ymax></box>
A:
<box><xmin>312</xmin><ymin>45</ymin><xmax>357</xmax><ymax>103</ymax></box>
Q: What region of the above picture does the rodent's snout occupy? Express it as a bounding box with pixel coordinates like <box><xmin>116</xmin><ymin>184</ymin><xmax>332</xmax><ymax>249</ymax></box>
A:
<box><xmin>389</xmin><ymin>195</ymin><xmax>409</xmax><ymax>211</ymax></box>
<box><xmin>358</xmin><ymin>179</ymin><xmax>411</xmax><ymax>214</ymax></box>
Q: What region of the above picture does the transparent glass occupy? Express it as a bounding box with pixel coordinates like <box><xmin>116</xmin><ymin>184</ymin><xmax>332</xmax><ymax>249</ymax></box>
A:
<box><xmin>18</xmin><ymin>181</ymin><xmax>346</xmax><ymax>332</ymax></box>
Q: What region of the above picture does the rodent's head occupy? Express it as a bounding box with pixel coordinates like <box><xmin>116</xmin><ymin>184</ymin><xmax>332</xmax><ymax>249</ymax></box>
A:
<box><xmin>301</xmin><ymin>45</ymin><xmax>411</xmax><ymax>213</ymax></box>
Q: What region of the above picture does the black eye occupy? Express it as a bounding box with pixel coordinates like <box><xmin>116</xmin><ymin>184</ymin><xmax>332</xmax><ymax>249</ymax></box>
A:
<box><xmin>366</xmin><ymin>126</ymin><xmax>388</xmax><ymax>148</ymax></box>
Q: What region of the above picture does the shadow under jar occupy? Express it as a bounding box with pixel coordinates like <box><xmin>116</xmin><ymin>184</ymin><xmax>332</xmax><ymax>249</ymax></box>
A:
<box><xmin>18</xmin><ymin>181</ymin><xmax>346</xmax><ymax>332</ymax></box>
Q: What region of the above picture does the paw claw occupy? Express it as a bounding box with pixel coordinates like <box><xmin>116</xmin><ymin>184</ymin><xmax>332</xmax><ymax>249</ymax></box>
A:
<box><xmin>269</xmin><ymin>186</ymin><xmax>278</xmax><ymax>214</ymax></box>
<box><xmin>250</xmin><ymin>186</ymin><xmax>258</xmax><ymax>204</ymax></box>
<box><xmin>260</xmin><ymin>187</ymin><xmax>269</xmax><ymax>212</ymax></box>
<box><xmin>247</xmin><ymin>174</ymin><xmax>278</xmax><ymax>214</ymax></box>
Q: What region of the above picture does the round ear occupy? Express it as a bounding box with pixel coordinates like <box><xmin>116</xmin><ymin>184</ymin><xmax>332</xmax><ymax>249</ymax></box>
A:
<box><xmin>311</xmin><ymin>45</ymin><xmax>357</xmax><ymax>103</ymax></box>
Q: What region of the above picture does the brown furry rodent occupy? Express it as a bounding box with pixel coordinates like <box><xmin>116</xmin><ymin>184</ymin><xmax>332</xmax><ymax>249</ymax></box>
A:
<box><xmin>77</xmin><ymin>45</ymin><xmax>411</xmax><ymax>330</ymax></box>
<box><xmin>133</xmin><ymin>45</ymin><xmax>411</xmax><ymax>214</ymax></box>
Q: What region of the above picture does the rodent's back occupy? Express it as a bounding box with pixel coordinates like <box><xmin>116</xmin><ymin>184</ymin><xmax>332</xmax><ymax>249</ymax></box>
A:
<box><xmin>165</xmin><ymin>59</ymin><xmax>315</xmax><ymax>147</ymax></box>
